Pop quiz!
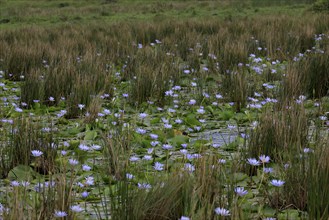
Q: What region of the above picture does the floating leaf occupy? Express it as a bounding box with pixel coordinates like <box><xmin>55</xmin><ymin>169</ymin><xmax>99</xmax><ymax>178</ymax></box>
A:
<box><xmin>84</xmin><ymin>130</ymin><xmax>97</xmax><ymax>141</ymax></box>
<box><xmin>33</xmin><ymin>102</ymin><xmax>41</xmax><ymax>110</ymax></box>
<box><xmin>220</xmin><ymin>110</ymin><xmax>234</xmax><ymax>120</ymax></box>
<box><xmin>278</xmin><ymin>209</ymin><xmax>301</xmax><ymax>220</ymax></box>
<box><xmin>150</xmin><ymin>118</ymin><xmax>160</xmax><ymax>125</ymax></box>
<box><xmin>48</xmin><ymin>106</ymin><xmax>61</xmax><ymax>112</ymax></box>
<box><xmin>136</xmin><ymin>122</ymin><xmax>148</xmax><ymax>127</ymax></box>
<box><xmin>233</xmin><ymin>172</ymin><xmax>248</xmax><ymax>182</ymax></box>
<box><xmin>193</xmin><ymin>139</ymin><xmax>209</xmax><ymax>151</ymax></box>
<box><xmin>57</xmin><ymin>117</ymin><xmax>69</xmax><ymax>125</ymax></box>
<box><xmin>67</xmin><ymin>127</ymin><xmax>81</xmax><ymax>136</ymax></box>
<box><xmin>205</xmin><ymin>106</ymin><xmax>214</xmax><ymax>115</ymax></box>
<box><xmin>234</xmin><ymin>112</ymin><xmax>248</xmax><ymax>123</ymax></box>
<box><xmin>168</xmin><ymin>135</ymin><xmax>189</xmax><ymax>147</ymax></box>
<box><xmin>263</xmin><ymin>206</ymin><xmax>276</xmax><ymax>217</ymax></box>
<box><xmin>8</xmin><ymin>165</ymin><xmax>37</xmax><ymax>181</ymax></box>
<box><xmin>68</xmin><ymin>140</ymin><xmax>80</xmax><ymax>150</ymax></box>
<box><xmin>221</xmin><ymin>140</ymin><xmax>239</xmax><ymax>151</ymax></box>
<box><xmin>184</xmin><ymin>114</ymin><xmax>202</xmax><ymax>127</ymax></box>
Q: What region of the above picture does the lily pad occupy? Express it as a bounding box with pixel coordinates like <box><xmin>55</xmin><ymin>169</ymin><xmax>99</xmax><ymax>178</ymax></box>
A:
<box><xmin>278</xmin><ymin>209</ymin><xmax>301</xmax><ymax>220</ymax></box>
<box><xmin>168</xmin><ymin>135</ymin><xmax>189</xmax><ymax>147</ymax></box>
<box><xmin>220</xmin><ymin>110</ymin><xmax>234</xmax><ymax>120</ymax></box>
<box><xmin>233</xmin><ymin>172</ymin><xmax>248</xmax><ymax>182</ymax></box>
<box><xmin>184</xmin><ymin>114</ymin><xmax>202</xmax><ymax>127</ymax></box>
<box><xmin>263</xmin><ymin>206</ymin><xmax>276</xmax><ymax>217</ymax></box>
<box><xmin>8</xmin><ymin>165</ymin><xmax>37</xmax><ymax>181</ymax></box>
<box><xmin>84</xmin><ymin>130</ymin><xmax>97</xmax><ymax>141</ymax></box>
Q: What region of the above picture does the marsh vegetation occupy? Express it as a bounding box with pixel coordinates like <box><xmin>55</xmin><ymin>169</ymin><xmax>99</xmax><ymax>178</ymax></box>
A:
<box><xmin>0</xmin><ymin>0</ymin><xmax>329</xmax><ymax>219</ymax></box>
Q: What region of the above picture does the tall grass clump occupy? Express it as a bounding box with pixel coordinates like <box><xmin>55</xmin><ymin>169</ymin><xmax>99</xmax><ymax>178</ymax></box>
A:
<box><xmin>281</xmin><ymin>63</ymin><xmax>304</xmax><ymax>99</ymax></box>
<box><xmin>307</xmin><ymin>137</ymin><xmax>329</xmax><ymax>219</ymax></box>
<box><xmin>109</xmin><ymin>174</ymin><xmax>193</xmax><ymax>220</ymax></box>
<box><xmin>221</xmin><ymin>69</ymin><xmax>249</xmax><ymax>112</ymax></box>
<box><xmin>65</xmin><ymin>78</ymin><xmax>97</xmax><ymax>119</ymax></box>
<box><xmin>108</xmin><ymin>155</ymin><xmax>234</xmax><ymax>219</ymax></box>
<box><xmin>217</xmin><ymin>32</ymin><xmax>250</xmax><ymax>73</ymax></box>
<box><xmin>278</xmin><ymin>141</ymin><xmax>309</xmax><ymax>211</ymax></box>
<box><xmin>0</xmin><ymin>117</ymin><xmax>57</xmax><ymax>177</ymax></box>
<box><xmin>299</xmin><ymin>52</ymin><xmax>329</xmax><ymax>98</ymax></box>
<box><xmin>243</xmin><ymin>98</ymin><xmax>329</xmax><ymax>212</ymax></box>
<box><xmin>1</xmin><ymin>25</ymin><xmax>114</xmax><ymax>118</ymax></box>
<box><xmin>2</xmin><ymin>179</ymin><xmax>58</xmax><ymax>220</ymax></box>
<box><xmin>2</xmin><ymin>44</ymin><xmax>45</xmax><ymax>81</ymax></box>
<box><xmin>102</xmin><ymin>123</ymin><xmax>132</xmax><ymax>180</ymax></box>
<box><xmin>20</xmin><ymin>70</ymin><xmax>45</xmax><ymax>108</ymax></box>
<box><xmin>245</xmin><ymin>100</ymin><xmax>309</xmax><ymax>167</ymax></box>
<box><xmin>312</xmin><ymin>0</ymin><xmax>329</xmax><ymax>12</ymax></box>
<box><xmin>123</xmin><ymin>46</ymin><xmax>177</xmax><ymax>106</ymax></box>
<box><xmin>2</xmin><ymin>153</ymin><xmax>82</xmax><ymax>220</ymax></box>
<box><xmin>281</xmin><ymin>128</ymin><xmax>329</xmax><ymax>214</ymax></box>
<box><xmin>282</xmin><ymin>36</ymin><xmax>329</xmax><ymax>99</ymax></box>
<box><xmin>285</xmin><ymin>54</ymin><xmax>329</xmax><ymax>100</ymax></box>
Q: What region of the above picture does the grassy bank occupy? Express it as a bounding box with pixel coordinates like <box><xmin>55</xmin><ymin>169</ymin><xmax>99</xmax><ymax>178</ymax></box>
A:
<box><xmin>0</xmin><ymin>0</ymin><xmax>316</xmax><ymax>29</ymax></box>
